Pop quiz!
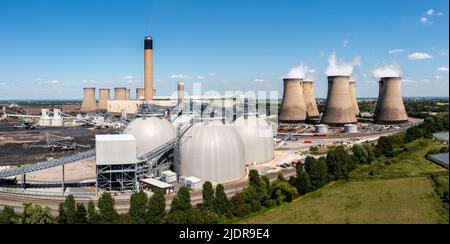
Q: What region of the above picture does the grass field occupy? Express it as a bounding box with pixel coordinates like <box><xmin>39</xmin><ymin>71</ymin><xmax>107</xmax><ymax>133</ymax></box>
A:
<box><xmin>240</xmin><ymin>139</ymin><xmax>449</xmax><ymax>224</ymax></box>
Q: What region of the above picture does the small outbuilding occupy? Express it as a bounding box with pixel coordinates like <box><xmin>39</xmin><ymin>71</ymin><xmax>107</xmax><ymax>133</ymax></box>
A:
<box><xmin>140</xmin><ymin>178</ymin><xmax>175</xmax><ymax>195</ymax></box>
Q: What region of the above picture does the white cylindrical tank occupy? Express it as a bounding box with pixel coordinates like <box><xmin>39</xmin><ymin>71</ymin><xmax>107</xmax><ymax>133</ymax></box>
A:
<box><xmin>51</xmin><ymin>109</ymin><xmax>63</xmax><ymax>127</ymax></box>
<box><xmin>315</xmin><ymin>124</ymin><xmax>328</xmax><ymax>134</ymax></box>
<box><xmin>180</xmin><ymin>122</ymin><xmax>246</xmax><ymax>184</ymax></box>
<box><xmin>124</xmin><ymin>117</ymin><xmax>176</xmax><ymax>157</ymax></box>
<box><xmin>172</xmin><ymin>114</ymin><xmax>193</xmax><ymax>129</ymax></box>
<box><xmin>39</xmin><ymin>109</ymin><xmax>51</xmax><ymax>126</ymax></box>
<box><xmin>344</xmin><ymin>124</ymin><xmax>358</xmax><ymax>133</ymax></box>
<box><xmin>234</xmin><ymin>116</ymin><xmax>274</xmax><ymax>165</ymax></box>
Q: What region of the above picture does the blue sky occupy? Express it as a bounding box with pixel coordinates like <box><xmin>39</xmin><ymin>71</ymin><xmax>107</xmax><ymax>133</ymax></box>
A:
<box><xmin>0</xmin><ymin>0</ymin><xmax>448</xmax><ymax>99</ymax></box>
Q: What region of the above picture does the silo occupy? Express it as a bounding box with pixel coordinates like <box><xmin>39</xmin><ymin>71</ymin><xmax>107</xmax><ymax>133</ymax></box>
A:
<box><xmin>115</xmin><ymin>88</ymin><xmax>127</xmax><ymax>101</ymax></box>
<box><xmin>374</xmin><ymin>77</ymin><xmax>408</xmax><ymax>124</ymax></box>
<box><xmin>303</xmin><ymin>81</ymin><xmax>320</xmax><ymax>119</ymax></box>
<box><xmin>51</xmin><ymin>109</ymin><xmax>63</xmax><ymax>127</ymax></box>
<box><xmin>234</xmin><ymin>116</ymin><xmax>274</xmax><ymax>165</ymax></box>
<box><xmin>136</xmin><ymin>88</ymin><xmax>145</xmax><ymax>101</ymax></box>
<box><xmin>124</xmin><ymin>117</ymin><xmax>176</xmax><ymax>157</ymax></box>
<box><xmin>321</xmin><ymin>76</ymin><xmax>357</xmax><ymax>126</ymax></box>
<box><xmin>278</xmin><ymin>78</ymin><xmax>307</xmax><ymax>123</ymax></box>
<box><xmin>349</xmin><ymin>81</ymin><xmax>360</xmax><ymax>116</ymax></box>
<box><xmin>180</xmin><ymin>122</ymin><xmax>246</xmax><ymax>184</ymax></box>
<box><xmin>98</xmin><ymin>88</ymin><xmax>110</xmax><ymax>111</ymax></box>
<box><xmin>80</xmin><ymin>87</ymin><xmax>97</xmax><ymax>112</ymax></box>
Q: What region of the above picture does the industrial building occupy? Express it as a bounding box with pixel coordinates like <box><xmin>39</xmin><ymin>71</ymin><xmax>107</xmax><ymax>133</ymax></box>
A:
<box><xmin>374</xmin><ymin>77</ymin><xmax>409</xmax><ymax>124</ymax></box>
<box><xmin>321</xmin><ymin>76</ymin><xmax>357</xmax><ymax>126</ymax></box>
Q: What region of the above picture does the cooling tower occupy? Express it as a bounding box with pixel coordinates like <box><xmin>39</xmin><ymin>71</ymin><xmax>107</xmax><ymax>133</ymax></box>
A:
<box><xmin>349</xmin><ymin>81</ymin><xmax>360</xmax><ymax>116</ymax></box>
<box><xmin>144</xmin><ymin>36</ymin><xmax>154</xmax><ymax>102</ymax></box>
<box><xmin>126</xmin><ymin>89</ymin><xmax>131</xmax><ymax>100</ymax></box>
<box><xmin>136</xmin><ymin>88</ymin><xmax>145</xmax><ymax>100</ymax></box>
<box><xmin>302</xmin><ymin>81</ymin><xmax>320</xmax><ymax>119</ymax></box>
<box><xmin>374</xmin><ymin>77</ymin><xmax>408</xmax><ymax>124</ymax></box>
<box><xmin>80</xmin><ymin>88</ymin><xmax>97</xmax><ymax>112</ymax></box>
<box><xmin>278</xmin><ymin>78</ymin><xmax>307</xmax><ymax>123</ymax></box>
<box><xmin>321</xmin><ymin>76</ymin><xmax>357</xmax><ymax>126</ymax></box>
<box><xmin>178</xmin><ymin>81</ymin><xmax>185</xmax><ymax>105</ymax></box>
<box><xmin>98</xmin><ymin>89</ymin><xmax>110</xmax><ymax>111</ymax></box>
<box><xmin>115</xmin><ymin>88</ymin><xmax>127</xmax><ymax>101</ymax></box>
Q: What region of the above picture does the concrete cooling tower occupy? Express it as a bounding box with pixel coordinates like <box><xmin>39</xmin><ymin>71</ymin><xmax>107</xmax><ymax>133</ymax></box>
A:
<box><xmin>278</xmin><ymin>78</ymin><xmax>307</xmax><ymax>123</ymax></box>
<box><xmin>115</xmin><ymin>88</ymin><xmax>127</xmax><ymax>101</ymax></box>
<box><xmin>98</xmin><ymin>89</ymin><xmax>110</xmax><ymax>111</ymax></box>
<box><xmin>349</xmin><ymin>81</ymin><xmax>360</xmax><ymax>116</ymax></box>
<box><xmin>180</xmin><ymin>122</ymin><xmax>246</xmax><ymax>184</ymax></box>
<box><xmin>302</xmin><ymin>81</ymin><xmax>320</xmax><ymax>119</ymax></box>
<box><xmin>126</xmin><ymin>89</ymin><xmax>131</xmax><ymax>100</ymax></box>
<box><xmin>144</xmin><ymin>36</ymin><xmax>154</xmax><ymax>102</ymax></box>
<box><xmin>374</xmin><ymin>77</ymin><xmax>408</xmax><ymax>124</ymax></box>
<box><xmin>321</xmin><ymin>76</ymin><xmax>357</xmax><ymax>126</ymax></box>
<box><xmin>136</xmin><ymin>88</ymin><xmax>145</xmax><ymax>101</ymax></box>
<box><xmin>81</xmin><ymin>88</ymin><xmax>97</xmax><ymax>112</ymax></box>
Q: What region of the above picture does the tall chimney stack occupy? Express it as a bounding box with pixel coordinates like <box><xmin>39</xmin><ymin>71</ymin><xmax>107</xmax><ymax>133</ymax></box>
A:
<box><xmin>81</xmin><ymin>88</ymin><xmax>97</xmax><ymax>112</ymax></box>
<box><xmin>136</xmin><ymin>88</ymin><xmax>145</xmax><ymax>101</ymax></box>
<box><xmin>98</xmin><ymin>88</ymin><xmax>110</xmax><ymax>111</ymax></box>
<box><xmin>278</xmin><ymin>78</ymin><xmax>307</xmax><ymax>123</ymax></box>
<box><xmin>321</xmin><ymin>76</ymin><xmax>357</xmax><ymax>126</ymax></box>
<box><xmin>115</xmin><ymin>87</ymin><xmax>127</xmax><ymax>101</ymax></box>
<box><xmin>349</xmin><ymin>81</ymin><xmax>360</xmax><ymax>116</ymax></box>
<box><xmin>144</xmin><ymin>36</ymin><xmax>154</xmax><ymax>102</ymax></box>
<box><xmin>178</xmin><ymin>81</ymin><xmax>185</xmax><ymax>106</ymax></box>
<box><xmin>302</xmin><ymin>81</ymin><xmax>320</xmax><ymax>119</ymax></box>
<box><xmin>374</xmin><ymin>77</ymin><xmax>408</xmax><ymax>124</ymax></box>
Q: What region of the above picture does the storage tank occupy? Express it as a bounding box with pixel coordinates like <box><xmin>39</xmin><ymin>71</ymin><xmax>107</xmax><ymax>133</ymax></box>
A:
<box><xmin>344</xmin><ymin>124</ymin><xmax>358</xmax><ymax>133</ymax></box>
<box><xmin>51</xmin><ymin>109</ymin><xmax>63</xmax><ymax>127</ymax></box>
<box><xmin>124</xmin><ymin>117</ymin><xmax>176</xmax><ymax>157</ymax></box>
<box><xmin>315</xmin><ymin>124</ymin><xmax>328</xmax><ymax>134</ymax></box>
<box><xmin>234</xmin><ymin>116</ymin><xmax>274</xmax><ymax>165</ymax></box>
<box><xmin>180</xmin><ymin>122</ymin><xmax>246</xmax><ymax>184</ymax></box>
<box><xmin>321</xmin><ymin>76</ymin><xmax>357</xmax><ymax>126</ymax></box>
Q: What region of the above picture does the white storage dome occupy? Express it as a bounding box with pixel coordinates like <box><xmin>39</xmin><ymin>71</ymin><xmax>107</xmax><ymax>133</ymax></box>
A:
<box><xmin>124</xmin><ymin>117</ymin><xmax>176</xmax><ymax>157</ymax></box>
<box><xmin>180</xmin><ymin>122</ymin><xmax>246</xmax><ymax>184</ymax></box>
<box><xmin>234</xmin><ymin>116</ymin><xmax>274</xmax><ymax>165</ymax></box>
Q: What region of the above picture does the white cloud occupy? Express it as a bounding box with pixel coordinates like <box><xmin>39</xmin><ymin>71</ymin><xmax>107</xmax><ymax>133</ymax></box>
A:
<box><xmin>326</xmin><ymin>53</ymin><xmax>362</xmax><ymax>76</ymax></box>
<box><xmin>402</xmin><ymin>78</ymin><xmax>416</xmax><ymax>85</ymax></box>
<box><xmin>388</xmin><ymin>49</ymin><xmax>404</xmax><ymax>55</ymax></box>
<box><xmin>437</xmin><ymin>12</ymin><xmax>444</xmax><ymax>16</ymax></box>
<box><xmin>435</xmin><ymin>75</ymin><xmax>444</xmax><ymax>80</ymax></box>
<box><xmin>196</xmin><ymin>76</ymin><xmax>206</xmax><ymax>80</ymax></box>
<box><xmin>208</xmin><ymin>73</ymin><xmax>216</xmax><ymax>76</ymax></box>
<box><xmin>437</xmin><ymin>67</ymin><xmax>449</xmax><ymax>72</ymax></box>
<box><xmin>372</xmin><ymin>63</ymin><xmax>403</xmax><ymax>78</ymax></box>
<box><xmin>0</xmin><ymin>82</ymin><xmax>6</xmax><ymax>86</ymax></box>
<box><xmin>170</xmin><ymin>74</ymin><xmax>195</xmax><ymax>80</ymax></box>
<box><xmin>121</xmin><ymin>75</ymin><xmax>138</xmax><ymax>83</ymax></box>
<box><xmin>254</xmin><ymin>79</ymin><xmax>267</xmax><ymax>83</ymax></box>
<box><xmin>39</xmin><ymin>80</ymin><xmax>61</xmax><ymax>85</ymax></box>
<box><xmin>420</xmin><ymin>17</ymin><xmax>429</xmax><ymax>24</ymax></box>
<box><xmin>421</xmin><ymin>79</ymin><xmax>431</xmax><ymax>83</ymax></box>
<box><xmin>342</xmin><ymin>39</ymin><xmax>350</xmax><ymax>48</ymax></box>
<box><xmin>80</xmin><ymin>80</ymin><xmax>98</xmax><ymax>84</ymax></box>
<box><xmin>426</xmin><ymin>9</ymin><xmax>435</xmax><ymax>16</ymax></box>
<box><xmin>408</xmin><ymin>52</ymin><xmax>433</xmax><ymax>60</ymax></box>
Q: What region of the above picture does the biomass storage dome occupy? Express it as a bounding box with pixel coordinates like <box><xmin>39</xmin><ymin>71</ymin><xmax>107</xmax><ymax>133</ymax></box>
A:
<box><xmin>124</xmin><ymin>117</ymin><xmax>176</xmax><ymax>157</ymax></box>
<box><xmin>234</xmin><ymin>116</ymin><xmax>274</xmax><ymax>165</ymax></box>
<box><xmin>180</xmin><ymin>122</ymin><xmax>246</xmax><ymax>184</ymax></box>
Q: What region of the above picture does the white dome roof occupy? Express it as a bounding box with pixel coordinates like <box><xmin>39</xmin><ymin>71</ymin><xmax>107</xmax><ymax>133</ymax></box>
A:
<box><xmin>124</xmin><ymin>117</ymin><xmax>176</xmax><ymax>157</ymax></box>
<box><xmin>172</xmin><ymin>114</ymin><xmax>193</xmax><ymax>129</ymax></box>
<box><xmin>234</xmin><ymin>116</ymin><xmax>274</xmax><ymax>164</ymax></box>
<box><xmin>180</xmin><ymin>123</ymin><xmax>245</xmax><ymax>184</ymax></box>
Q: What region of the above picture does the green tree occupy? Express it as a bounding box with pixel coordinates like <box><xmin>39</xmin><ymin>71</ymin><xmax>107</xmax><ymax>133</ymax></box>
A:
<box><xmin>248</xmin><ymin>169</ymin><xmax>270</xmax><ymax>207</ymax></box>
<box><xmin>58</xmin><ymin>194</ymin><xmax>77</xmax><ymax>224</ymax></box>
<box><xmin>170</xmin><ymin>186</ymin><xmax>192</xmax><ymax>212</ymax></box>
<box><xmin>304</xmin><ymin>157</ymin><xmax>328</xmax><ymax>190</ymax></box>
<box><xmin>87</xmin><ymin>200</ymin><xmax>100</xmax><ymax>224</ymax></box>
<box><xmin>230</xmin><ymin>192</ymin><xmax>251</xmax><ymax>217</ymax></box>
<box><xmin>129</xmin><ymin>190</ymin><xmax>149</xmax><ymax>224</ymax></box>
<box><xmin>294</xmin><ymin>164</ymin><xmax>312</xmax><ymax>195</ymax></box>
<box><xmin>75</xmin><ymin>204</ymin><xmax>88</xmax><ymax>224</ymax></box>
<box><xmin>118</xmin><ymin>213</ymin><xmax>135</xmax><ymax>224</ymax></box>
<box><xmin>214</xmin><ymin>184</ymin><xmax>231</xmax><ymax>215</ymax></box>
<box><xmin>164</xmin><ymin>210</ymin><xmax>188</xmax><ymax>224</ymax></box>
<box><xmin>271</xmin><ymin>180</ymin><xmax>299</xmax><ymax>205</ymax></box>
<box><xmin>376</xmin><ymin>136</ymin><xmax>395</xmax><ymax>157</ymax></box>
<box><xmin>147</xmin><ymin>189</ymin><xmax>166</xmax><ymax>224</ymax></box>
<box><xmin>0</xmin><ymin>206</ymin><xmax>18</xmax><ymax>224</ymax></box>
<box><xmin>98</xmin><ymin>192</ymin><xmax>119</xmax><ymax>224</ymax></box>
<box><xmin>21</xmin><ymin>203</ymin><xmax>56</xmax><ymax>224</ymax></box>
<box><xmin>326</xmin><ymin>147</ymin><xmax>352</xmax><ymax>180</ymax></box>
<box><xmin>202</xmin><ymin>181</ymin><xmax>215</xmax><ymax>212</ymax></box>
<box><xmin>363</xmin><ymin>144</ymin><xmax>376</xmax><ymax>163</ymax></box>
